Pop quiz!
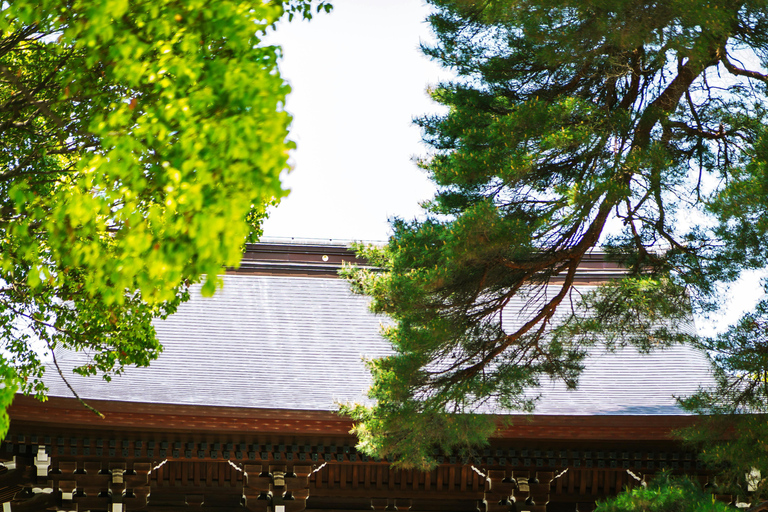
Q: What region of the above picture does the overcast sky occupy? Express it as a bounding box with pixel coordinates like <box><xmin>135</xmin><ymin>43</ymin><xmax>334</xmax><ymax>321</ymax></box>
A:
<box><xmin>260</xmin><ymin>0</ymin><xmax>445</xmax><ymax>243</ymax></box>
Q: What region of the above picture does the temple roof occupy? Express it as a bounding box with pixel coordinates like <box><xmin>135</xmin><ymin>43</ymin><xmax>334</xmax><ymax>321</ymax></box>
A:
<box><xmin>44</xmin><ymin>243</ymin><xmax>715</xmax><ymax>417</ymax></box>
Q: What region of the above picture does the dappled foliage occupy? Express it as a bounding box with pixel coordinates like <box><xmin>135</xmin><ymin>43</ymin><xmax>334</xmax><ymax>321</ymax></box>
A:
<box><xmin>679</xmin><ymin>415</ymin><xmax>768</xmax><ymax>504</ymax></box>
<box><xmin>595</xmin><ymin>474</ymin><xmax>733</xmax><ymax>512</ymax></box>
<box><xmin>0</xmin><ymin>0</ymin><xmax>329</xmax><ymax>419</ymax></box>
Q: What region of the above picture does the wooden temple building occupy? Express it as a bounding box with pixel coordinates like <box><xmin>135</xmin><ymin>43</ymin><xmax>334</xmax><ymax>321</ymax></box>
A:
<box><xmin>3</xmin><ymin>242</ymin><xmax>721</xmax><ymax>512</ymax></box>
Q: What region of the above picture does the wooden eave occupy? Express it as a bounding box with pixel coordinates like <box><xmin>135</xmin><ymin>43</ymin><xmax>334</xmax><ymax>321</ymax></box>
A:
<box><xmin>6</xmin><ymin>397</ymin><xmax>720</xmax><ymax>512</ymax></box>
<box><xmin>10</xmin><ymin>395</ymin><xmax>697</xmax><ymax>441</ymax></box>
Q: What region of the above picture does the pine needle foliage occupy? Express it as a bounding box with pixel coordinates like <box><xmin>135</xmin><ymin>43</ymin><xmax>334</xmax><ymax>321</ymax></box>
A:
<box><xmin>596</xmin><ymin>473</ymin><xmax>733</xmax><ymax>512</ymax></box>
<box><xmin>343</xmin><ymin>0</ymin><xmax>768</xmax><ymax>469</ymax></box>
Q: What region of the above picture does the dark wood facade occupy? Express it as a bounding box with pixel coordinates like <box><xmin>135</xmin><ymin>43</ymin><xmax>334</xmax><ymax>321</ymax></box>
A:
<box><xmin>3</xmin><ymin>396</ymin><xmax>728</xmax><ymax>512</ymax></box>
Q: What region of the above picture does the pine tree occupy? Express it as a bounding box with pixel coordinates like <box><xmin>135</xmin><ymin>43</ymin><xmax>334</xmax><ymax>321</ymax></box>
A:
<box><xmin>343</xmin><ymin>0</ymin><xmax>768</xmax><ymax>470</ymax></box>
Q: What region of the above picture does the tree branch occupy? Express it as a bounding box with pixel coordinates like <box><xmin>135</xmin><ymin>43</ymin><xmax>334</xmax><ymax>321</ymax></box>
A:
<box><xmin>720</xmin><ymin>49</ymin><xmax>768</xmax><ymax>83</ymax></box>
<box><xmin>0</xmin><ymin>65</ymin><xmax>67</xmax><ymax>128</ymax></box>
<box><xmin>44</xmin><ymin>339</ymin><xmax>105</xmax><ymax>419</ymax></box>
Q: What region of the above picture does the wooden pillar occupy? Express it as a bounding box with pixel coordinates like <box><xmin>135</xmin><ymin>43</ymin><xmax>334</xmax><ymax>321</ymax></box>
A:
<box><xmin>56</xmin><ymin>460</ymin><xmax>78</xmax><ymax>511</ymax></box>
<box><xmin>371</xmin><ymin>497</ymin><xmax>391</xmax><ymax>510</ymax></box>
<box><xmin>484</xmin><ymin>470</ymin><xmax>516</xmax><ymax>512</ymax></box>
<box><xmin>396</xmin><ymin>498</ymin><xmax>412</xmax><ymax>511</ymax></box>
<box><xmin>125</xmin><ymin>463</ymin><xmax>151</xmax><ymax>509</ymax></box>
<box><xmin>511</xmin><ymin>471</ymin><xmax>553</xmax><ymax>512</ymax></box>
<box><xmin>244</xmin><ymin>464</ymin><xmax>271</xmax><ymax>512</ymax></box>
<box><xmin>73</xmin><ymin>461</ymin><xmax>110</xmax><ymax>512</ymax></box>
<box><xmin>284</xmin><ymin>465</ymin><xmax>312</xmax><ymax>512</ymax></box>
<box><xmin>244</xmin><ymin>464</ymin><xmax>311</xmax><ymax>512</ymax></box>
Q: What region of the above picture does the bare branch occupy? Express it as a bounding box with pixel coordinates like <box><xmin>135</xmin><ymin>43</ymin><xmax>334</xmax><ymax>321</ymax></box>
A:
<box><xmin>720</xmin><ymin>48</ymin><xmax>768</xmax><ymax>83</ymax></box>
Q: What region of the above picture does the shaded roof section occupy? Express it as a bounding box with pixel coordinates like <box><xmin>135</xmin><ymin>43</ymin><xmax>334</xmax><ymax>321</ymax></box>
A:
<box><xmin>231</xmin><ymin>240</ymin><xmax>370</xmax><ymax>277</ymax></box>
<box><xmin>231</xmin><ymin>241</ymin><xmax>634</xmax><ymax>282</ymax></box>
<box><xmin>45</xmin><ymin>244</ymin><xmax>715</xmax><ymax>416</ymax></box>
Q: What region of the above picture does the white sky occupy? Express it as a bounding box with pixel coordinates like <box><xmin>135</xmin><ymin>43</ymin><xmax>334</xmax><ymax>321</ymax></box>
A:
<box><xmin>260</xmin><ymin>1</ymin><xmax>764</xmax><ymax>334</ymax></box>
<box><xmin>261</xmin><ymin>0</ymin><xmax>444</xmax><ymax>243</ymax></box>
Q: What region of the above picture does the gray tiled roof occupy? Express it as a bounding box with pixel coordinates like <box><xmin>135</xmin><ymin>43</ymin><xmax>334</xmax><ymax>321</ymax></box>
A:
<box><xmin>45</xmin><ymin>274</ymin><xmax>714</xmax><ymax>415</ymax></box>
